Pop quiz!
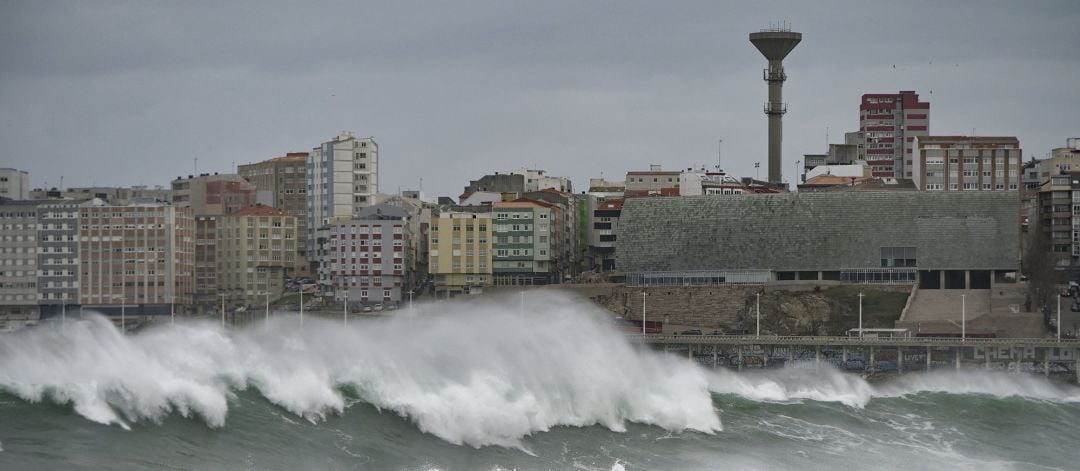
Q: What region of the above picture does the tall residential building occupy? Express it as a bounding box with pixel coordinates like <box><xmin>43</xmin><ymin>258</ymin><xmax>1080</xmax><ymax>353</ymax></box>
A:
<box><xmin>858</xmin><ymin>91</ymin><xmax>930</xmax><ymax>179</ymax></box>
<box><xmin>35</xmin><ymin>199</ymin><xmax>84</xmax><ymax>316</ymax></box>
<box><xmin>238</xmin><ymin>153</ymin><xmax>310</xmax><ymax>261</ymax></box>
<box><xmin>0</xmin><ymin>200</ymin><xmax>44</xmax><ymax>321</ymax></box>
<box><xmin>193</xmin><ymin>215</ymin><xmax>219</xmax><ymax>310</ymax></box>
<box><xmin>1035</xmin><ymin>174</ymin><xmax>1075</xmax><ymax>269</ymax></box>
<box><xmin>491</xmin><ymin>201</ymin><xmax>557</xmax><ymax>285</ymax></box>
<box><xmin>585</xmin><ymin>178</ymin><xmax>625</xmax><ymax>272</ymax></box>
<box><xmin>588</xmin><ymin>199</ymin><xmax>623</xmax><ymax>271</ymax></box>
<box><xmin>327</xmin><ymin>203</ymin><xmax>410</xmax><ymax>306</ymax></box>
<box><xmin>306</xmin><ymin>132</ymin><xmax>379</xmax><ymax>266</ymax></box>
<box><xmin>911</xmin><ymin>136</ymin><xmax>1022</xmax><ymax>191</ymax></box>
<box><xmin>216</xmin><ymin>205</ymin><xmax>303</xmax><ymax>309</ymax></box>
<box><xmin>0</xmin><ymin>168</ymin><xmax>30</xmax><ymax>200</ymax></box>
<box><xmin>171</xmin><ymin>174</ymin><xmax>257</xmax><ymax>215</ymax></box>
<box><xmin>78</xmin><ymin>203</ymin><xmax>195</xmax><ymax>316</ymax></box>
<box><xmin>428</xmin><ymin>208</ymin><xmax>492</xmax><ymax>297</ymax></box>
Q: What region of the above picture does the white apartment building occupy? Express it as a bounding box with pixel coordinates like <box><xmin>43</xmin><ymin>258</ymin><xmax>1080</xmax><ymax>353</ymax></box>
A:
<box><xmin>306</xmin><ymin>131</ymin><xmax>379</xmax><ymax>279</ymax></box>
<box><xmin>0</xmin><ymin>168</ymin><xmax>30</xmax><ymax>200</ymax></box>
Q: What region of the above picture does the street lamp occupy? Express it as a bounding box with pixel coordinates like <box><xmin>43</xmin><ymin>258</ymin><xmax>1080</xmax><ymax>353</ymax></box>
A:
<box><xmin>858</xmin><ymin>292</ymin><xmax>865</xmax><ymax>338</ymax></box>
<box><xmin>756</xmin><ymin>292</ymin><xmax>761</xmax><ymax>337</ymax></box>
<box><xmin>795</xmin><ymin>160</ymin><xmax>801</xmax><ymax>184</ymax></box>
<box><xmin>1057</xmin><ymin>293</ymin><xmax>1062</xmax><ymax>342</ymax></box>
<box><xmin>220</xmin><ymin>293</ymin><xmax>226</xmax><ymax>329</ymax></box>
<box><xmin>642</xmin><ymin>289</ymin><xmax>647</xmax><ymax>337</ymax></box>
<box><xmin>961</xmin><ymin>293</ymin><xmax>966</xmax><ymax>341</ymax></box>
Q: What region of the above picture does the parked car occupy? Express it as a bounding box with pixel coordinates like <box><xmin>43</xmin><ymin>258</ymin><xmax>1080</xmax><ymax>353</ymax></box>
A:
<box><xmin>679</xmin><ymin>329</ymin><xmax>703</xmax><ymax>335</ymax></box>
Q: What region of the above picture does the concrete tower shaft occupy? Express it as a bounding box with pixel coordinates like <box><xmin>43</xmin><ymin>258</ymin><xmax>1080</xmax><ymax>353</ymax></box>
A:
<box><xmin>749</xmin><ymin>30</ymin><xmax>801</xmax><ymax>184</ymax></box>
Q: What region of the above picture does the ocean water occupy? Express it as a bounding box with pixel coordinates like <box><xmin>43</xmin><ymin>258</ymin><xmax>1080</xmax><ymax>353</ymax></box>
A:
<box><xmin>1</xmin><ymin>294</ymin><xmax>1078</xmax><ymax>470</ymax></box>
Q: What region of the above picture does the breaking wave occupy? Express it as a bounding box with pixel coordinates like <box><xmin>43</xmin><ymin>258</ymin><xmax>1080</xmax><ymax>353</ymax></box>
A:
<box><xmin>0</xmin><ymin>293</ymin><xmax>719</xmax><ymax>448</ymax></box>
<box><xmin>2</xmin><ymin>292</ymin><xmax>1077</xmax><ymax>449</ymax></box>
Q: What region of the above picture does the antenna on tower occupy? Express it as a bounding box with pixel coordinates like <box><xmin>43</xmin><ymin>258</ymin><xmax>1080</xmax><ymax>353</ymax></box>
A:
<box><xmin>717</xmin><ymin>138</ymin><xmax>723</xmax><ymax>171</ymax></box>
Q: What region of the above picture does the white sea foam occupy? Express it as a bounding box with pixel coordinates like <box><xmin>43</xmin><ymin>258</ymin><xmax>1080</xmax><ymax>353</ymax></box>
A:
<box><xmin>705</xmin><ymin>359</ymin><xmax>1080</xmax><ymax>406</ymax></box>
<box><xmin>0</xmin><ymin>292</ymin><xmax>720</xmax><ymax>448</ymax></box>
<box><xmin>3</xmin><ymin>291</ymin><xmax>1078</xmax><ymax>449</ymax></box>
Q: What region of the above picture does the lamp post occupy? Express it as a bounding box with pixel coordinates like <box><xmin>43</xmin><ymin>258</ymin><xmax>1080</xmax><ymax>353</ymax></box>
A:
<box><xmin>170</xmin><ymin>295</ymin><xmax>175</xmax><ymax>326</ymax></box>
<box><xmin>408</xmin><ymin>289</ymin><xmax>415</xmax><ymax>328</ymax></box>
<box><xmin>265</xmin><ymin>291</ymin><xmax>270</xmax><ymax>329</ymax></box>
<box><xmin>61</xmin><ymin>295</ymin><xmax>66</xmax><ymax>327</ymax></box>
<box><xmin>858</xmin><ymin>292</ymin><xmax>865</xmax><ymax>338</ymax></box>
<box><xmin>642</xmin><ymin>290</ymin><xmax>647</xmax><ymax>337</ymax></box>
<box><xmin>299</xmin><ymin>287</ymin><xmax>304</xmax><ymax>330</ymax></box>
<box><xmin>961</xmin><ymin>293</ymin><xmax>966</xmax><ymax>341</ymax></box>
<box><xmin>1058</xmin><ymin>294</ymin><xmax>1062</xmax><ymax>342</ymax></box>
<box><xmin>755</xmin><ymin>292</ymin><xmax>761</xmax><ymax>337</ymax></box>
<box><xmin>795</xmin><ymin>160</ymin><xmax>801</xmax><ymax>184</ymax></box>
<box><xmin>220</xmin><ymin>293</ymin><xmax>226</xmax><ymax>329</ymax></box>
<box><xmin>343</xmin><ymin>288</ymin><xmax>349</xmax><ymax>327</ymax></box>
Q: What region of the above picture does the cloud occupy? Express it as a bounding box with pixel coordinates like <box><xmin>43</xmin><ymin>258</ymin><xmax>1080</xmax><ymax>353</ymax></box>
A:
<box><xmin>1</xmin><ymin>0</ymin><xmax>1078</xmax><ymax>196</ymax></box>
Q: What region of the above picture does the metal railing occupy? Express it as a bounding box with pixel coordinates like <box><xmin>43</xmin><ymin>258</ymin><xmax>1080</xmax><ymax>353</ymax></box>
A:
<box><xmin>632</xmin><ymin>334</ymin><xmax>1080</xmax><ymax>348</ymax></box>
<box><xmin>625</xmin><ymin>270</ymin><xmax>771</xmax><ymax>287</ymax></box>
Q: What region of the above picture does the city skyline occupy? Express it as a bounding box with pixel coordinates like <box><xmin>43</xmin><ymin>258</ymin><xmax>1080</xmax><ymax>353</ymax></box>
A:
<box><xmin>2</xmin><ymin>1</ymin><xmax>1078</xmax><ymax>198</ymax></box>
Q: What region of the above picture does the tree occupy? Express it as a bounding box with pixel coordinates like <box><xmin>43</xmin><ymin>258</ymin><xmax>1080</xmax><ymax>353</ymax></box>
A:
<box><xmin>1022</xmin><ymin>228</ymin><xmax>1064</xmax><ymax>311</ymax></box>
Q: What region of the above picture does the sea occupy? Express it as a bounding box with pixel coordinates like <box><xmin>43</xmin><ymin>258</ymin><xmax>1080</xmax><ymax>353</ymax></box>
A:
<box><xmin>1</xmin><ymin>293</ymin><xmax>1078</xmax><ymax>470</ymax></box>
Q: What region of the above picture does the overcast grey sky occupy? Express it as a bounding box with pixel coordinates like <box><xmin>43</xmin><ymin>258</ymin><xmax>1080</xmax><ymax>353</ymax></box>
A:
<box><xmin>2</xmin><ymin>0</ymin><xmax>1078</xmax><ymax>198</ymax></box>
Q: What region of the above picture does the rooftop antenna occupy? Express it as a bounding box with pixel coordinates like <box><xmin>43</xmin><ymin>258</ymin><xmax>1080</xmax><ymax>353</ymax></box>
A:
<box><xmin>717</xmin><ymin>138</ymin><xmax>723</xmax><ymax>171</ymax></box>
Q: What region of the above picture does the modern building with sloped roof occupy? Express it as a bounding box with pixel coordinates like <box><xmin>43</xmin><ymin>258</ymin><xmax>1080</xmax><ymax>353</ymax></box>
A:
<box><xmin>616</xmin><ymin>191</ymin><xmax>1019</xmax><ymax>289</ymax></box>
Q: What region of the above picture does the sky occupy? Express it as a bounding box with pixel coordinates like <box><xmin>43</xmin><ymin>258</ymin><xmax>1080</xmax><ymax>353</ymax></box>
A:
<box><xmin>2</xmin><ymin>0</ymin><xmax>1078</xmax><ymax>198</ymax></box>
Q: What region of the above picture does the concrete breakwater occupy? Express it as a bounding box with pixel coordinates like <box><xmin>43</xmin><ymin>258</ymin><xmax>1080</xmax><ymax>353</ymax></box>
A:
<box><xmin>638</xmin><ymin>335</ymin><xmax>1080</xmax><ymax>382</ymax></box>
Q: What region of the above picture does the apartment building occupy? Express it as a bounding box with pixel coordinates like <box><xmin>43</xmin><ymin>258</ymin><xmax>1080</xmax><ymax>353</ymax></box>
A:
<box><xmin>1036</xmin><ymin>174</ymin><xmax>1075</xmax><ymax>269</ymax></box>
<box><xmin>0</xmin><ymin>168</ymin><xmax>30</xmax><ymax>200</ymax></box>
<box><xmin>428</xmin><ymin>208</ymin><xmax>492</xmax><ymax>297</ymax></box>
<box><xmin>588</xmin><ymin>199</ymin><xmax>623</xmax><ymax>271</ymax></box>
<box><xmin>35</xmin><ymin>199</ymin><xmax>83</xmax><ymax>316</ymax></box>
<box><xmin>911</xmin><ymin>136</ymin><xmax>1022</xmax><ymax>191</ymax></box>
<box><xmin>193</xmin><ymin>215</ymin><xmax>218</xmax><ymax>310</ymax></box>
<box><xmin>327</xmin><ymin>203</ymin><xmax>410</xmax><ymax>306</ymax></box>
<box><xmin>78</xmin><ymin>203</ymin><xmax>195</xmax><ymax>316</ymax></box>
<box><xmin>491</xmin><ymin>201</ymin><xmax>557</xmax><ymax>285</ymax></box>
<box><xmin>238</xmin><ymin>153</ymin><xmax>310</xmax><ymax>263</ymax></box>
<box><xmin>30</xmin><ymin>186</ymin><xmax>171</xmax><ymax>205</ymax></box>
<box><xmin>171</xmin><ymin>173</ymin><xmax>257</xmax><ymax>215</ymax></box>
<box><xmin>585</xmin><ymin>178</ymin><xmax>625</xmax><ymax>272</ymax></box>
<box><xmin>0</xmin><ymin>200</ymin><xmax>44</xmax><ymax>320</ymax></box>
<box><xmin>305</xmin><ymin>132</ymin><xmax>379</xmax><ymax>261</ymax></box>
<box><xmin>625</xmin><ymin>165</ymin><xmax>681</xmax><ymax>196</ymax></box>
<box><xmin>858</xmin><ymin>91</ymin><xmax>930</xmax><ymax>179</ymax></box>
<box><xmin>215</xmin><ymin>204</ymin><xmax>303</xmax><ymax>309</ymax></box>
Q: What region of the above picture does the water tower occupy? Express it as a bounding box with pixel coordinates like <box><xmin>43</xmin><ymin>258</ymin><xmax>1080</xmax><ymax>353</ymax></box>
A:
<box><xmin>750</xmin><ymin>25</ymin><xmax>801</xmax><ymax>184</ymax></box>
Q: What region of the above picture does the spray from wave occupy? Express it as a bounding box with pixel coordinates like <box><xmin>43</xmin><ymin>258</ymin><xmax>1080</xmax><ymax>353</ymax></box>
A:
<box><xmin>2</xmin><ymin>292</ymin><xmax>1078</xmax><ymax>450</ymax></box>
<box><xmin>0</xmin><ymin>292</ymin><xmax>719</xmax><ymax>448</ymax></box>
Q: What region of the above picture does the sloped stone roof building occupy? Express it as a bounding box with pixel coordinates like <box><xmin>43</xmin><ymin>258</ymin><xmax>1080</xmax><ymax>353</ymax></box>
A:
<box><xmin>617</xmin><ymin>192</ymin><xmax>1019</xmax><ymax>288</ymax></box>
